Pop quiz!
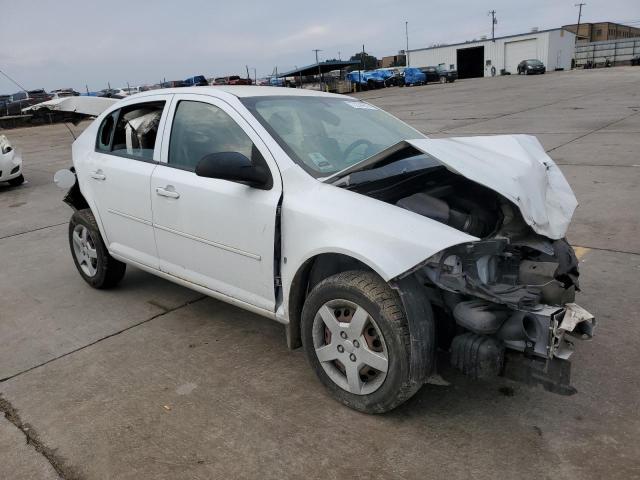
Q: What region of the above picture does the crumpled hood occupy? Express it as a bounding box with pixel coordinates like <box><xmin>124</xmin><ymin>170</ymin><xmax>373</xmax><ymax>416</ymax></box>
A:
<box><xmin>406</xmin><ymin>135</ymin><xmax>577</xmax><ymax>239</ymax></box>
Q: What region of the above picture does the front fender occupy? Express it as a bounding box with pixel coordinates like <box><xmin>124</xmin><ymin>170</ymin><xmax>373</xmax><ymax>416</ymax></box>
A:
<box><xmin>280</xmin><ymin>178</ymin><xmax>476</xmax><ymax>306</ymax></box>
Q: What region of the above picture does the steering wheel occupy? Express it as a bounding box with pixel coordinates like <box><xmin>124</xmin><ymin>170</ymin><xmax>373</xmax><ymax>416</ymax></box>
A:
<box><xmin>343</xmin><ymin>139</ymin><xmax>374</xmax><ymax>161</ymax></box>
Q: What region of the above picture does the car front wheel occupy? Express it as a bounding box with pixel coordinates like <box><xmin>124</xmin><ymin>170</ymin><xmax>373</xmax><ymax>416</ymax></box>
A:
<box><xmin>69</xmin><ymin>209</ymin><xmax>126</xmax><ymax>289</ymax></box>
<box><xmin>302</xmin><ymin>270</ymin><xmax>422</xmax><ymax>413</ymax></box>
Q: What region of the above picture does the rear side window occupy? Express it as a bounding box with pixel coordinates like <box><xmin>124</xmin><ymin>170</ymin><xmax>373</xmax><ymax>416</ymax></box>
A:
<box><xmin>168</xmin><ymin>100</ymin><xmax>254</xmax><ymax>171</ymax></box>
<box><xmin>96</xmin><ymin>101</ymin><xmax>165</xmax><ymax>161</ymax></box>
<box><xmin>97</xmin><ymin>112</ymin><xmax>116</xmax><ymax>151</ymax></box>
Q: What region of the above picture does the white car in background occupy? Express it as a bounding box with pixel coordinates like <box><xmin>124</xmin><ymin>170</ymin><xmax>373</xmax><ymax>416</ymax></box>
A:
<box><xmin>55</xmin><ymin>87</ymin><xmax>595</xmax><ymax>413</ymax></box>
<box><xmin>0</xmin><ymin>135</ymin><xmax>24</xmax><ymax>186</ymax></box>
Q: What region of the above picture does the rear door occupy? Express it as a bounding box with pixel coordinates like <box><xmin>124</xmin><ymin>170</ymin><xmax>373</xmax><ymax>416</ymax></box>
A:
<box><xmin>151</xmin><ymin>94</ymin><xmax>282</xmax><ymax>312</ymax></box>
<box><xmin>82</xmin><ymin>95</ymin><xmax>170</xmax><ymax>268</ymax></box>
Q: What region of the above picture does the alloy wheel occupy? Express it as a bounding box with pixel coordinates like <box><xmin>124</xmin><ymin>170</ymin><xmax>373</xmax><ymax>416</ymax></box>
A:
<box><xmin>312</xmin><ymin>299</ymin><xmax>389</xmax><ymax>395</ymax></box>
<box><xmin>72</xmin><ymin>224</ymin><xmax>98</xmax><ymax>277</ymax></box>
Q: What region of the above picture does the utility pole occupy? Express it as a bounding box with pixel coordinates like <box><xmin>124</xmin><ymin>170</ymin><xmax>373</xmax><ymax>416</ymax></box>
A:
<box><xmin>313</xmin><ymin>49</ymin><xmax>323</xmax><ymax>89</ymax></box>
<box><xmin>575</xmin><ymin>3</ymin><xmax>586</xmax><ymax>42</ymax></box>
<box><xmin>405</xmin><ymin>21</ymin><xmax>410</xmax><ymax>66</ymax></box>
<box><xmin>338</xmin><ymin>51</ymin><xmax>341</xmax><ymax>61</ymax></box>
<box><xmin>488</xmin><ymin>10</ymin><xmax>497</xmax><ymax>42</ymax></box>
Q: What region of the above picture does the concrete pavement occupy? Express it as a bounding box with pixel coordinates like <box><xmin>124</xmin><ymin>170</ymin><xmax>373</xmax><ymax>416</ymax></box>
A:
<box><xmin>1</xmin><ymin>67</ymin><xmax>639</xmax><ymax>479</ymax></box>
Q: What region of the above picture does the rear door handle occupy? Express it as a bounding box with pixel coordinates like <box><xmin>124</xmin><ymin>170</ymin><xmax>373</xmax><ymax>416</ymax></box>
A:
<box><xmin>90</xmin><ymin>170</ymin><xmax>106</xmax><ymax>181</ymax></box>
<box><xmin>155</xmin><ymin>186</ymin><xmax>180</xmax><ymax>199</ymax></box>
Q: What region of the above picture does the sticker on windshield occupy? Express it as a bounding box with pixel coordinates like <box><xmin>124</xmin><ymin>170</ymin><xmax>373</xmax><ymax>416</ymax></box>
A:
<box><xmin>345</xmin><ymin>101</ymin><xmax>378</xmax><ymax>110</ymax></box>
<box><xmin>308</xmin><ymin>152</ymin><xmax>335</xmax><ymax>172</ymax></box>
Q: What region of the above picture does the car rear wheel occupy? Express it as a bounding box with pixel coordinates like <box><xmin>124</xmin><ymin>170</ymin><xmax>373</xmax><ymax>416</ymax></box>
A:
<box><xmin>69</xmin><ymin>209</ymin><xmax>126</xmax><ymax>289</ymax></box>
<box><xmin>302</xmin><ymin>270</ymin><xmax>422</xmax><ymax>413</ymax></box>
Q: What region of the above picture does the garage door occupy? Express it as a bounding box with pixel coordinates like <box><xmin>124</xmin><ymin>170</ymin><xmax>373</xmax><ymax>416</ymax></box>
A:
<box><xmin>504</xmin><ymin>39</ymin><xmax>538</xmax><ymax>74</ymax></box>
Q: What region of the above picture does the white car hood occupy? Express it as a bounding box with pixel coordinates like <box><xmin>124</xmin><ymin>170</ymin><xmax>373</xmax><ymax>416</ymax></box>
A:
<box><xmin>326</xmin><ymin>135</ymin><xmax>576</xmax><ymax>239</ymax></box>
<box><xmin>405</xmin><ymin>135</ymin><xmax>577</xmax><ymax>239</ymax></box>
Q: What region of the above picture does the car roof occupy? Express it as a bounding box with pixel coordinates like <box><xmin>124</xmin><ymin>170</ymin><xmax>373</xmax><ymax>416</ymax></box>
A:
<box><xmin>133</xmin><ymin>85</ymin><xmax>352</xmax><ymax>100</ymax></box>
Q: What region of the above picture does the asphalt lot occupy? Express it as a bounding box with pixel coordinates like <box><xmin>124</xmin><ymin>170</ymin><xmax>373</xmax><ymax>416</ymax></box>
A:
<box><xmin>1</xmin><ymin>68</ymin><xmax>639</xmax><ymax>480</ymax></box>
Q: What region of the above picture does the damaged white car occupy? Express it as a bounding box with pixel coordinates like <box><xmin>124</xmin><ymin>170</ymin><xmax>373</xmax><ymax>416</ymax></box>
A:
<box><xmin>0</xmin><ymin>135</ymin><xmax>24</xmax><ymax>186</ymax></box>
<box><xmin>55</xmin><ymin>87</ymin><xmax>595</xmax><ymax>413</ymax></box>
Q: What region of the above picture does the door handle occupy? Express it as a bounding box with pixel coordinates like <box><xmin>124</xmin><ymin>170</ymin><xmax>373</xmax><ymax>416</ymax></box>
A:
<box><xmin>90</xmin><ymin>170</ymin><xmax>106</xmax><ymax>181</ymax></box>
<box><xmin>155</xmin><ymin>186</ymin><xmax>180</xmax><ymax>199</ymax></box>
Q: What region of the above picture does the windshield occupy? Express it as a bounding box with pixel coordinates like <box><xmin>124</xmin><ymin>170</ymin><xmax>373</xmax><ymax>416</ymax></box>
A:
<box><xmin>527</xmin><ymin>60</ymin><xmax>543</xmax><ymax>65</ymax></box>
<box><xmin>241</xmin><ymin>96</ymin><xmax>424</xmax><ymax>177</ymax></box>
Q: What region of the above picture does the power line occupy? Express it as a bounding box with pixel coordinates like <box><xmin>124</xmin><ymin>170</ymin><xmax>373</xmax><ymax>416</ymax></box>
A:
<box><xmin>0</xmin><ymin>68</ymin><xmax>27</xmax><ymax>92</ymax></box>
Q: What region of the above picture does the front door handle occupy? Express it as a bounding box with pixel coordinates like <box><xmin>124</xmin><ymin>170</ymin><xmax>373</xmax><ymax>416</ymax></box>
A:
<box><xmin>155</xmin><ymin>186</ymin><xmax>180</xmax><ymax>199</ymax></box>
<box><xmin>90</xmin><ymin>170</ymin><xmax>106</xmax><ymax>181</ymax></box>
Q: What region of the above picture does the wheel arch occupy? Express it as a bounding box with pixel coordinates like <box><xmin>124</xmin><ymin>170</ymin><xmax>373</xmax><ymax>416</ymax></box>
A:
<box><xmin>285</xmin><ymin>252</ymin><xmax>436</xmax><ymax>386</ymax></box>
<box><xmin>285</xmin><ymin>252</ymin><xmax>376</xmax><ymax>349</ymax></box>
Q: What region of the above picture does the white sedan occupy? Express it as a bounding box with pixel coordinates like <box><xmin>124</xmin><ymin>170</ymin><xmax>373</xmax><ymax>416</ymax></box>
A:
<box><xmin>0</xmin><ymin>135</ymin><xmax>24</xmax><ymax>186</ymax></box>
<box><xmin>56</xmin><ymin>87</ymin><xmax>594</xmax><ymax>412</ymax></box>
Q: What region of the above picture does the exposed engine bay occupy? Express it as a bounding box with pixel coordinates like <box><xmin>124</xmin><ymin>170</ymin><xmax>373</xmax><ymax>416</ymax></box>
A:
<box><xmin>343</xmin><ymin>148</ymin><xmax>595</xmax><ymax>394</ymax></box>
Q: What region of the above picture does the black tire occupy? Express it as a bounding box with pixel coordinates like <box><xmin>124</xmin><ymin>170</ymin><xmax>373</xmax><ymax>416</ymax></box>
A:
<box><xmin>8</xmin><ymin>174</ymin><xmax>24</xmax><ymax>186</ymax></box>
<box><xmin>439</xmin><ymin>76</ymin><xmax>446</xmax><ymax>84</ymax></box>
<box><xmin>68</xmin><ymin>208</ymin><xmax>126</xmax><ymax>289</ymax></box>
<box><xmin>301</xmin><ymin>270</ymin><xmax>424</xmax><ymax>413</ymax></box>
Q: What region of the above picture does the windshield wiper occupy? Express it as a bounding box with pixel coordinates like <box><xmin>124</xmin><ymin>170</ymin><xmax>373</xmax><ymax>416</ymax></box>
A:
<box><xmin>323</xmin><ymin>141</ymin><xmax>414</xmax><ymax>185</ymax></box>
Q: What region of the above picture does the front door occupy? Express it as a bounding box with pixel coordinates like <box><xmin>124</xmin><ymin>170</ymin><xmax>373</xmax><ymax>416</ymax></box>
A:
<box><xmin>151</xmin><ymin>94</ymin><xmax>282</xmax><ymax>312</ymax></box>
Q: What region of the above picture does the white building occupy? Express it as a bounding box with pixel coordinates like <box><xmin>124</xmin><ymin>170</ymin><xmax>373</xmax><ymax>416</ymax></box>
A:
<box><xmin>408</xmin><ymin>28</ymin><xmax>576</xmax><ymax>78</ymax></box>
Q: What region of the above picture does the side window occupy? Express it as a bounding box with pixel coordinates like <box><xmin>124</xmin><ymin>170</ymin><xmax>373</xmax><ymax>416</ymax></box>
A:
<box><xmin>97</xmin><ymin>112</ymin><xmax>116</xmax><ymax>151</ymax></box>
<box><xmin>168</xmin><ymin>100</ymin><xmax>254</xmax><ymax>171</ymax></box>
<box><xmin>109</xmin><ymin>101</ymin><xmax>165</xmax><ymax>160</ymax></box>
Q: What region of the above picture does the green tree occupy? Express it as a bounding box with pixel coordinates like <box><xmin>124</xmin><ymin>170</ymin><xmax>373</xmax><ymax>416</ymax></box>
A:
<box><xmin>349</xmin><ymin>52</ymin><xmax>379</xmax><ymax>70</ymax></box>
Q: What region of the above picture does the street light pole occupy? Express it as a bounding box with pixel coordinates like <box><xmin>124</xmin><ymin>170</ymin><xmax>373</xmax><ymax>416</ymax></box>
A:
<box><xmin>405</xmin><ymin>21</ymin><xmax>410</xmax><ymax>67</ymax></box>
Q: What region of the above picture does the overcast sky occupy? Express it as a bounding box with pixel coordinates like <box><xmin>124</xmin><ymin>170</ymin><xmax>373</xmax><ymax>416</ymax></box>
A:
<box><xmin>1</xmin><ymin>0</ymin><xmax>638</xmax><ymax>92</ymax></box>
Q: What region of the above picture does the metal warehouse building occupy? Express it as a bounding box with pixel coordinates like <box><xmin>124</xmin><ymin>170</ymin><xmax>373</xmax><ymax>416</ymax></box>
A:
<box><xmin>408</xmin><ymin>28</ymin><xmax>576</xmax><ymax>78</ymax></box>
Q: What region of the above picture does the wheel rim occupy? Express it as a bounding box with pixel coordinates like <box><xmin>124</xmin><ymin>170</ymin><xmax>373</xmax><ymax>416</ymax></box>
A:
<box><xmin>312</xmin><ymin>299</ymin><xmax>389</xmax><ymax>396</ymax></box>
<box><xmin>72</xmin><ymin>224</ymin><xmax>98</xmax><ymax>277</ymax></box>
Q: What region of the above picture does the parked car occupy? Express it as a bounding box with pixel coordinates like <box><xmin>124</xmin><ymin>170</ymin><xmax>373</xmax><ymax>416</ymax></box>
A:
<box><xmin>0</xmin><ymin>95</ymin><xmax>10</xmax><ymax>116</ymax></box>
<box><xmin>631</xmin><ymin>56</ymin><xmax>640</xmax><ymax>66</ymax></box>
<box><xmin>374</xmin><ymin>68</ymin><xmax>403</xmax><ymax>87</ymax></box>
<box><xmin>96</xmin><ymin>88</ymin><xmax>128</xmax><ymax>99</ymax></box>
<box><xmin>0</xmin><ymin>135</ymin><xmax>24</xmax><ymax>186</ymax></box>
<box><xmin>256</xmin><ymin>78</ymin><xmax>271</xmax><ymax>86</ymax></box>
<box><xmin>402</xmin><ymin>67</ymin><xmax>426</xmax><ymax>86</ymax></box>
<box><xmin>122</xmin><ymin>87</ymin><xmax>141</xmax><ymax>96</ymax></box>
<box><xmin>55</xmin><ymin>87</ymin><xmax>594</xmax><ymax>413</ymax></box>
<box><xmin>140</xmin><ymin>84</ymin><xmax>161</xmax><ymax>92</ymax></box>
<box><xmin>421</xmin><ymin>66</ymin><xmax>457</xmax><ymax>83</ymax></box>
<box><xmin>183</xmin><ymin>75</ymin><xmax>208</xmax><ymax>87</ymax></box>
<box><xmin>5</xmin><ymin>89</ymin><xmax>51</xmax><ymax>116</ymax></box>
<box><xmin>269</xmin><ymin>77</ymin><xmax>285</xmax><ymax>87</ymax></box>
<box><xmin>346</xmin><ymin>70</ymin><xmax>385</xmax><ymax>90</ymax></box>
<box><xmin>160</xmin><ymin>80</ymin><xmax>186</xmax><ymax>88</ymax></box>
<box><xmin>227</xmin><ymin>75</ymin><xmax>253</xmax><ymax>85</ymax></box>
<box><xmin>50</xmin><ymin>88</ymin><xmax>80</xmax><ymax>98</ymax></box>
<box><xmin>517</xmin><ymin>59</ymin><xmax>546</xmax><ymax>75</ymax></box>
